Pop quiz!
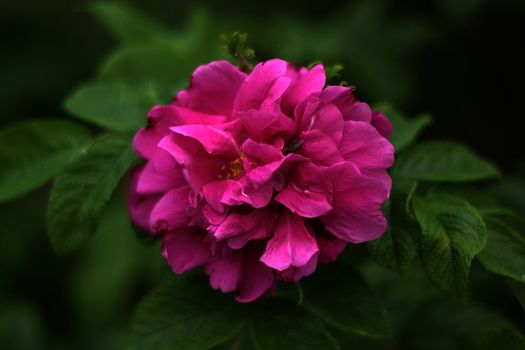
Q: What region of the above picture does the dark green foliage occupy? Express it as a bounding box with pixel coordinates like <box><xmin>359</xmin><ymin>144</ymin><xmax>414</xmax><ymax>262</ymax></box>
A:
<box><xmin>376</xmin><ymin>102</ymin><xmax>432</xmax><ymax>152</ymax></box>
<box><xmin>412</xmin><ymin>194</ymin><xmax>487</xmax><ymax>302</ymax></box>
<box><xmin>47</xmin><ymin>133</ymin><xmax>136</xmax><ymax>255</ymax></box>
<box><xmin>1</xmin><ymin>2</ymin><xmax>524</xmax><ymax>349</ymax></box>
<box><xmin>477</xmin><ymin>210</ymin><xmax>525</xmax><ymax>283</ymax></box>
<box><xmin>396</xmin><ymin>141</ymin><xmax>500</xmax><ymax>182</ymax></box>
<box><xmin>222</xmin><ymin>32</ymin><xmax>255</xmax><ymax>72</ymax></box>
<box><xmin>367</xmin><ymin>180</ymin><xmax>419</xmax><ymax>272</ymax></box>
<box><xmin>0</xmin><ymin>120</ymin><xmax>92</xmax><ymax>203</ymax></box>
<box><xmin>64</xmin><ymin>82</ymin><xmax>166</xmax><ymax>132</ymax></box>
<box><xmin>297</xmin><ymin>264</ymin><xmax>390</xmax><ymax>338</ymax></box>
<box><xmin>129</xmin><ymin>275</ymin><xmax>244</xmax><ymax>350</ymax></box>
<box><xmin>249</xmin><ymin>300</ymin><xmax>340</xmax><ymax>350</ymax></box>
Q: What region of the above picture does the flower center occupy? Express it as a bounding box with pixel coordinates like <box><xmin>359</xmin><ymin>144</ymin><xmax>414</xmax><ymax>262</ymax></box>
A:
<box><xmin>218</xmin><ymin>153</ymin><xmax>245</xmax><ymax>179</ymax></box>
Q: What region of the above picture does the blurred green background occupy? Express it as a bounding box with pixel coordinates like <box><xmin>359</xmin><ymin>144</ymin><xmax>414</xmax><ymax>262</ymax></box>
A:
<box><xmin>1</xmin><ymin>0</ymin><xmax>524</xmax><ymax>349</ymax></box>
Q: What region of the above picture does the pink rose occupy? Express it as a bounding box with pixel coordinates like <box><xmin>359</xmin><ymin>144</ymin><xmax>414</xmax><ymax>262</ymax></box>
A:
<box><xmin>129</xmin><ymin>59</ymin><xmax>394</xmax><ymax>302</ymax></box>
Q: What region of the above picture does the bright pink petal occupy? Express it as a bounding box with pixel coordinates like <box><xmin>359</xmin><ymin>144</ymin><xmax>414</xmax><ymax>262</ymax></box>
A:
<box><xmin>149</xmin><ymin>187</ymin><xmax>191</xmax><ymax>234</ymax></box>
<box><xmin>136</xmin><ymin>148</ymin><xmax>186</xmax><ymax>194</ymax></box>
<box><xmin>275</xmin><ymin>162</ymin><xmax>332</xmax><ymax>218</ymax></box>
<box><xmin>213</xmin><ymin>209</ymin><xmax>273</xmax><ymax>249</ymax></box>
<box><xmin>175</xmin><ymin>60</ymin><xmax>247</xmax><ymax>115</ymax></box>
<box><xmin>297</xmin><ymin>102</ymin><xmax>344</xmax><ymax>144</ymax></box>
<box><xmin>170</xmin><ymin>123</ymin><xmax>240</xmax><ymax>158</ymax></box>
<box><xmin>159</xmin><ymin>133</ymin><xmax>225</xmax><ymax>191</ymax></box>
<box><xmin>133</xmin><ymin>105</ymin><xmax>227</xmax><ymax>160</ymax></box>
<box><xmin>282</xmin><ymin>64</ymin><xmax>326</xmax><ymax>116</ymax></box>
<box><xmin>202</xmin><ymin>180</ymin><xmax>234</xmax><ymax>212</ymax></box>
<box><xmin>340</xmin><ymin>120</ymin><xmax>394</xmax><ymax>171</ymax></box>
<box><xmin>239</xmin><ymin>110</ymin><xmax>294</xmax><ymax>141</ymax></box>
<box><xmin>322</xmin><ymin>162</ymin><xmax>389</xmax><ymax>243</ymax></box>
<box><xmin>319</xmin><ymin>86</ymin><xmax>372</xmax><ymax>122</ymax></box>
<box><xmin>128</xmin><ymin>166</ymin><xmax>160</xmax><ymax>232</ymax></box>
<box><xmin>132</xmin><ymin>107</ymin><xmax>177</xmax><ymax>160</ymax></box>
<box><xmin>234</xmin><ymin>59</ymin><xmax>291</xmax><ymax>113</ymax></box>
<box><xmin>204</xmin><ymin>178</ymin><xmax>274</xmax><ymax>211</ymax></box>
<box><xmin>276</xmin><ymin>186</ymin><xmax>332</xmax><ymax>218</ymax></box>
<box><xmin>162</xmin><ymin>228</ymin><xmax>211</xmax><ymax>273</ymax></box>
<box><xmin>241</xmin><ymin>138</ymin><xmax>283</xmax><ymax>165</ymax></box>
<box><xmin>260</xmin><ymin>212</ymin><xmax>319</xmax><ymax>271</ymax></box>
<box><xmin>298</xmin><ymin>130</ymin><xmax>344</xmax><ymax>166</ymax></box>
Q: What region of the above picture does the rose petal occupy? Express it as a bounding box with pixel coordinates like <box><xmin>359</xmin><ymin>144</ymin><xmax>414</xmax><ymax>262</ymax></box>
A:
<box><xmin>277</xmin><ymin>253</ymin><xmax>318</xmax><ymax>282</ymax></box>
<box><xmin>136</xmin><ymin>148</ymin><xmax>186</xmax><ymax>194</ymax></box>
<box><xmin>214</xmin><ymin>209</ymin><xmax>272</xmax><ymax>249</ymax></box>
<box><xmin>282</xmin><ymin>63</ymin><xmax>326</xmax><ymax>116</ymax></box>
<box><xmin>260</xmin><ymin>212</ymin><xmax>319</xmax><ymax>271</ymax></box>
<box><xmin>149</xmin><ymin>187</ymin><xmax>191</xmax><ymax>234</ymax></box>
<box><xmin>205</xmin><ymin>252</ymin><xmax>242</xmax><ymax>293</ymax></box>
<box><xmin>162</xmin><ymin>228</ymin><xmax>211</xmax><ymax>273</ymax></box>
<box><xmin>170</xmin><ymin>123</ymin><xmax>240</xmax><ymax>158</ymax></box>
<box><xmin>322</xmin><ymin>162</ymin><xmax>389</xmax><ymax>243</ymax></box>
<box><xmin>340</xmin><ymin>120</ymin><xmax>394</xmax><ymax>171</ymax></box>
<box><xmin>372</xmin><ymin>111</ymin><xmax>393</xmax><ymax>138</ymax></box>
<box><xmin>233</xmin><ymin>59</ymin><xmax>291</xmax><ymax>113</ymax></box>
<box><xmin>175</xmin><ymin>60</ymin><xmax>247</xmax><ymax>115</ymax></box>
<box><xmin>317</xmin><ymin>235</ymin><xmax>347</xmax><ymax>264</ymax></box>
<box><xmin>298</xmin><ymin>130</ymin><xmax>344</xmax><ymax>166</ymax></box>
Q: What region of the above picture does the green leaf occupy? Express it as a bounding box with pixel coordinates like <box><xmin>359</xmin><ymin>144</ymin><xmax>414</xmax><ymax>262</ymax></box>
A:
<box><xmin>403</xmin><ymin>299</ymin><xmax>524</xmax><ymax>349</ymax></box>
<box><xmin>0</xmin><ymin>120</ymin><xmax>92</xmax><ymax>203</ymax></box>
<box><xmin>395</xmin><ymin>140</ymin><xmax>499</xmax><ymax>182</ymax></box>
<box><xmin>47</xmin><ymin>133</ymin><xmax>136</xmax><ymax>255</ymax></box>
<box><xmin>376</xmin><ymin>103</ymin><xmax>431</xmax><ymax>152</ymax></box>
<box><xmin>412</xmin><ymin>193</ymin><xmax>488</xmax><ymax>302</ymax></box>
<box><xmin>298</xmin><ymin>263</ymin><xmax>390</xmax><ymax>338</ymax></box>
<box><xmin>455</xmin><ymin>328</ymin><xmax>525</xmax><ymax>350</ymax></box>
<box><xmin>64</xmin><ymin>81</ymin><xmax>166</xmax><ymax>131</ymax></box>
<box><xmin>129</xmin><ymin>275</ymin><xmax>243</xmax><ymax>350</ymax></box>
<box><xmin>98</xmin><ymin>43</ymin><xmax>192</xmax><ymax>89</ymax></box>
<box><xmin>97</xmin><ymin>10</ymin><xmax>221</xmax><ymax>88</ymax></box>
<box><xmin>221</xmin><ymin>32</ymin><xmax>255</xmax><ymax>72</ymax></box>
<box><xmin>477</xmin><ymin>211</ymin><xmax>525</xmax><ymax>282</ymax></box>
<box><xmin>91</xmin><ymin>2</ymin><xmax>169</xmax><ymax>44</ymax></box>
<box><xmin>0</xmin><ymin>300</ymin><xmax>45</xmax><ymax>350</ymax></box>
<box><xmin>71</xmin><ymin>195</ymin><xmax>163</xmax><ymax>327</ymax></box>
<box><xmin>508</xmin><ymin>279</ymin><xmax>525</xmax><ymax>311</ymax></box>
<box><xmin>367</xmin><ymin>179</ymin><xmax>419</xmax><ymax>272</ymax></box>
<box><xmin>250</xmin><ymin>300</ymin><xmax>340</xmax><ymax>350</ymax></box>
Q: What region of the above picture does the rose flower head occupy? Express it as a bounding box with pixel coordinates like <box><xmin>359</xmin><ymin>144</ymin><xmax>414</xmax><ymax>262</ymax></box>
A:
<box><xmin>129</xmin><ymin>59</ymin><xmax>394</xmax><ymax>302</ymax></box>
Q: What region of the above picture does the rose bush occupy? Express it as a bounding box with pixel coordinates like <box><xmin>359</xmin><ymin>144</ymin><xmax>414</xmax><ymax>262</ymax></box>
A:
<box><xmin>129</xmin><ymin>59</ymin><xmax>394</xmax><ymax>302</ymax></box>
